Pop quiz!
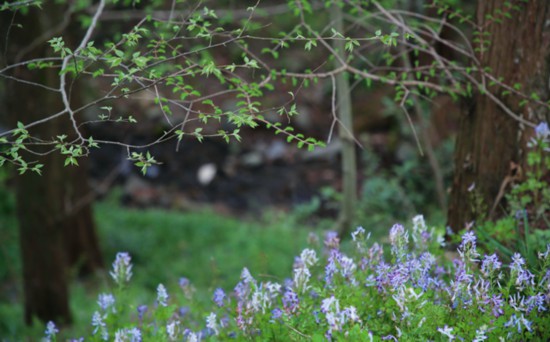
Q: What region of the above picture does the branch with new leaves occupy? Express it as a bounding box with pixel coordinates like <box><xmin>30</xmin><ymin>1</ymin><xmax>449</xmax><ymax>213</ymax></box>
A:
<box><xmin>0</xmin><ymin>0</ymin><xmax>545</xmax><ymax>175</ymax></box>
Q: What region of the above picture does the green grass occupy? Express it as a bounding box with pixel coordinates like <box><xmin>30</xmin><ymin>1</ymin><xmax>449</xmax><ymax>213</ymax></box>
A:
<box><xmin>0</xmin><ymin>182</ymin><xmax>432</xmax><ymax>340</ymax></box>
<box><xmin>0</xmin><ymin>196</ymin><xmax>318</xmax><ymax>340</ymax></box>
<box><xmin>96</xmin><ymin>200</ymin><xmax>316</xmax><ymax>291</ymax></box>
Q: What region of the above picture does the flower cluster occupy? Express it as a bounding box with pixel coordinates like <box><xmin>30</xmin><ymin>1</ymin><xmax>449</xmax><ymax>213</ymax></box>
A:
<box><xmin>109</xmin><ymin>252</ymin><xmax>133</xmax><ymax>286</ymax></box>
<box><xmin>45</xmin><ymin>215</ymin><xmax>550</xmax><ymax>341</ymax></box>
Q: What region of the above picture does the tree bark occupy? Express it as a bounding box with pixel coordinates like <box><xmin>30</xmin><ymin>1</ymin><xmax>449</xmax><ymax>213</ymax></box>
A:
<box><xmin>4</xmin><ymin>4</ymin><xmax>103</xmax><ymax>325</ymax></box>
<box><xmin>448</xmin><ymin>0</ymin><xmax>550</xmax><ymax>231</ymax></box>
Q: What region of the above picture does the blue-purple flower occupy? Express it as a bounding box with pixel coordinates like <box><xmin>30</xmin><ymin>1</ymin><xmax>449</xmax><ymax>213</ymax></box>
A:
<box><xmin>110</xmin><ymin>252</ymin><xmax>133</xmax><ymax>285</ymax></box>
<box><xmin>389</xmin><ymin>224</ymin><xmax>409</xmax><ymax>260</ymax></box>
<box><xmin>44</xmin><ymin>321</ymin><xmax>59</xmax><ymax>342</ymax></box>
<box><xmin>114</xmin><ymin>327</ymin><xmax>142</xmax><ymax>342</ymax></box>
<box><xmin>206</xmin><ymin>312</ymin><xmax>218</xmax><ymax>336</ymax></box>
<box><xmin>213</xmin><ymin>288</ymin><xmax>226</xmax><ymax>307</ymax></box>
<box><xmin>137</xmin><ymin>305</ymin><xmax>147</xmax><ymax>321</ymax></box>
<box><xmin>324</xmin><ymin>231</ymin><xmax>340</xmax><ymax>249</ymax></box>
<box><xmin>157</xmin><ymin>284</ymin><xmax>169</xmax><ymax>307</ymax></box>
<box><xmin>481</xmin><ymin>254</ymin><xmax>502</xmax><ymax>276</ymax></box>
<box><xmin>535</xmin><ymin>121</ymin><xmax>549</xmax><ymax>140</ymax></box>
<box><xmin>97</xmin><ymin>293</ymin><xmax>116</xmax><ymax>312</ymax></box>
<box><xmin>437</xmin><ymin>325</ymin><xmax>456</xmax><ymax>341</ymax></box>
<box><xmin>91</xmin><ymin>311</ymin><xmax>108</xmax><ymax>341</ymax></box>
<box><xmin>270</xmin><ymin>308</ymin><xmax>283</xmax><ymax>322</ymax></box>
<box><xmin>504</xmin><ymin>313</ymin><xmax>532</xmax><ymax>335</ymax></box>
<box><xmin>282</xmin><ymin>289</ymin><xmax>299</xmax><ymax>313</ymax></box>
<box><xmin>179</xmin><ymin>277</ymin><xmax>190</xmax><ymax>289</ymax></box>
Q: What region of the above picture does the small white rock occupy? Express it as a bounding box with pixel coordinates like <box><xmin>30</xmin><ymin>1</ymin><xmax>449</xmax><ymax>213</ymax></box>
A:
<box><xmin>197</xmin><ymin>163</ymin><xmax>217</xmax><ymax>185</ymax></box>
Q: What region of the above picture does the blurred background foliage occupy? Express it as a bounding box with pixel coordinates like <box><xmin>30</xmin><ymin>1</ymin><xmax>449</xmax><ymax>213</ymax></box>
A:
<box><xmin>1</xmin><ymin>0</ymin><xmax>549</xmax><ymax>339</ymax></box>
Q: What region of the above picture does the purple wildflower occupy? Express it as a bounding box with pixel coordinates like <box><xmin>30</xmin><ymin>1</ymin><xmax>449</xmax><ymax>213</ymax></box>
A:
<box><xmin>166</xmin><ymin>320</ymin><xmax>180</xmax><ymax>340</ymax></box>
<box><xmin>282</xmin><ymin>289</ymin><xmax>299</xmax><ymax>313</ymax></box>
<box><xmin>250</xmin><ymin>288</ymin><xmax>271</xmax><ymax>313</ymax></box>
<box><xmin>437</xmin><ymin>325</ymin><xmax>456</xmax><ymax>341</ymax></box>
<box><xmin>455</xmin><ymin>266</ymin><xmax>474</xmax><ymax>285</ymax></box>
<box><xmin>516</xmin><ymin>269</ymin><xmax>535</xmax><ymax>290</ymax></box>
<box><xmin>293</xmin><ymin>256</ymin><xmax>304</xmax><ymax>269</ymax></box>
<box><xmin>324</xmin><ymin>250</ymin><xmax>339</xmax><ymax>286</ymax></box>
<box><xmin>91</xmin><ymin>311</ymin><xmax>108</xmax><ymax>341</ymax></box>
<box><xmin>485</xmin><ymin>295</ymin><xmax>504</xmax><ymax>317</ymax></box>
<box><xmin>389</xmin><ymin>224</ymin><xmax>408</xmax><ymax>260</ymax></box>
<box><xmin>97</xmin><ymin>293</ymin><xmax>115</xmax><ymax>312</ymax></box>
<box><xmin>435</xmin><ymin>266</ymin><xmax>446</xmax><ymax>276</ymax></box>
<box><xmin>44</xmin><ymin>321</ymin><xmax>58</xmax><ymax>342</ymax></box>
<box><xmin>299</xmin><ymin>249</ymin><xmax>318</xmax><ymax>267</ymax></box>
<box><xmin>535</xmin><ymin>121</ymin><xmax>549</xmax><ymax>140</ymax></box>
<box><xmin>235</xmin><ymin>302</ymin><xmax>252</xmax><ymax>331</ymax></box>
<box><xmin>525</xmin><ymin>293</ymin><xmax>546</xmax><ymax>314</ymax></box>
<box><xmin>412</xmin><ymin>215</ymin><xmax>430</xmax><ymax>251</ymax></box>
<box><xmin>213</xmin><ymin>288</ymin><xmax>226</xmax><ymax>307</ymax></box>
<box><xmin>321</xmin><ymin>295</ymin><xmax>340</xmax><ymax>313</ymax></box>
<box><xmin>351</xmin><ymin>226</ymin><xmax>366</xmax><ymax>241</ymax></box>
<box><xmin>473</xmin><ymin>278</ymin><xmax>490</xmax><ymax>298</ymax></box>
<box><xmin>472</xmin><ymin>325</ymin><xmax>489</xmax><ymax>342</ymax></box>
<box><xmin>157</xmin><ymin>284</ymin><xmax>169</xmax><ymax>307</ymax></box>
<box><xmin>270</xmin><ymin>308</ymin><xmax>283</xmax><ymax>321</ymax></box>
<box><xmin>206</xmin><ymin>312</ymin><xmax>218</xmax><ymax>336</ymax></box>
<box><xmin>510</xmin><ymin>254</ymin><xmax>534</xmax><ymax>290</ymax></box>
<box><xmin>234</xmin><ymin>281</ymin><xmax>250</xmax><ymax>301</ymax></box>
<box><xmin>178</xmin><ymin>306</ymin><xmax>190</xmax><ymax>318</ymax></box>
<box><xmin>127</xmin><ymin>327</ymin><xmax>142</xmax><ymax>342</ymax></box>
<box><xmin>137</xmin><ymin>305</ymin><xmax>147</xmax><ymax>321</ymax></box>
<box><xmin>504</xmin><ymin>313</ymin><xmax>532</xmax><ymax>334</ymax></box>
<box><xmin>114</xmin><ymin>327</ymin><xmax>142</xmax><ymax>342</ymax></box>
<box><xmin>110</xmin><ymin>252</ymin><xmax>133</xmax><ymax>285</ymax></box>
<box><xmin>324</xmin><ymin>231</ymin><xmax>340</xmax><ymax>249</ymax></box>
<box><xmin>481</xmin><ymin>254</ymin><xmax>502</xmax><ymax>276</ymax></box>
<box><xmin>367</xmin><ymin>242</ymin><xmax>384</xmax><ymax>265</ymax></box>
<box><xmin>240</xmin><ymin>268</ymin><xmax>255</xmax><ymax>284</ymax></box>
<box><xmin>293</xmin><ymin>264</ymin><xmax>311</xmax><ymax>293</ymax></box>
<box><xmin>510</xmin><ymin>253</ymin><xmax>525</xmax><ymax>272</ymax></box>
<box><xmin>283</xmin><ymin>278</ymin><xmax>294</xmax><ymax>290</ymax></box>
<box><xmin>388</xmin><ymin>263</ymin><xmax>409</xmax><ymax>289</ymax></box>
<box><xmin>460</xmin><ymin>231</ymin><xmax>476</xmax><ymax>249</ymax></box>
<box><xmin>374</xmin><ymin>261</ymin><xmax>392</xmax><ymax>292</ymax></box>
<box><xmin>457</xmin><ymin>231</ymin><xmax>480</xmax><ymax>264</ymax></box>
<box><xmin>179</xmin><ymin>277</ymin><xmax>190</xmax><ymax>289</ymax></box>
<box><xmin>265</xmin><ymin>282</ymin><xmax>282</xmax><ymax>296</ymax></box>
<box><xmin>338</xmin><ymin>254</ymin><xmax>357</xmax><ymax>285</ymax></box>
<box><xmin>342</xmin><ymin>306</ymin><xmax>360</xmax><ymax>323</ymax></box>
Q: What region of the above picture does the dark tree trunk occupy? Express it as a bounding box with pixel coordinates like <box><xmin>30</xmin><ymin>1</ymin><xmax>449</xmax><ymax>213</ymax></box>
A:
<box><xmin>448</xmin><ymin>0</ymin><xmax>550</xmax><ymax>231</ymax></box>
<box><xmin>4</xmin><ymin>4</ymin><xmax>103</xmax><ymax>325</ymax></box>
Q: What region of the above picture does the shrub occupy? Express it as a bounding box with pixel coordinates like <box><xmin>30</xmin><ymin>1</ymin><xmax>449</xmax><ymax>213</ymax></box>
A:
<box><xmin>43</xmin><ymin>215</ymin><xmax>550</xmax><ymax>341</ymax></box>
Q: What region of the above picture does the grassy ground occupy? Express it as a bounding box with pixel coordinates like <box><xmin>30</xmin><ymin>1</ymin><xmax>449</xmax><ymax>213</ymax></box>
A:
<box><xmin>0</xmin><ymin>180</ymin><xmax>441</xmax><ymax>339</ymax></box>
<box><xmin>0</xmin><ymin>196</ymin><xmax>322</xmax><ymax>340</ymax></box>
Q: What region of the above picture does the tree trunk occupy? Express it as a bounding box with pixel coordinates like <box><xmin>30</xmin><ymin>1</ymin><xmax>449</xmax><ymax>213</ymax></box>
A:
<box><xmin>4</xmin><ymin>4</ymin><xmax>103</xmax><ymax>325</ymax></box>
<box><xmin>447</xmin><ymin>0</ymin><xmax>550</xmax><ymax>231</ymax></box>
<box><xmin>331</xmin><ymin>3</ymin><xmax>357</xmax><ymax>237</ymax></box>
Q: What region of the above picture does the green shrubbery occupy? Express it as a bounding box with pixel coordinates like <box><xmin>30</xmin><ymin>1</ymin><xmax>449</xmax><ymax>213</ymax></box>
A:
<box><xmin>42</xmin><ymin>216</ymin><xmax>550</xmax><ymax>341</ymax></box>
